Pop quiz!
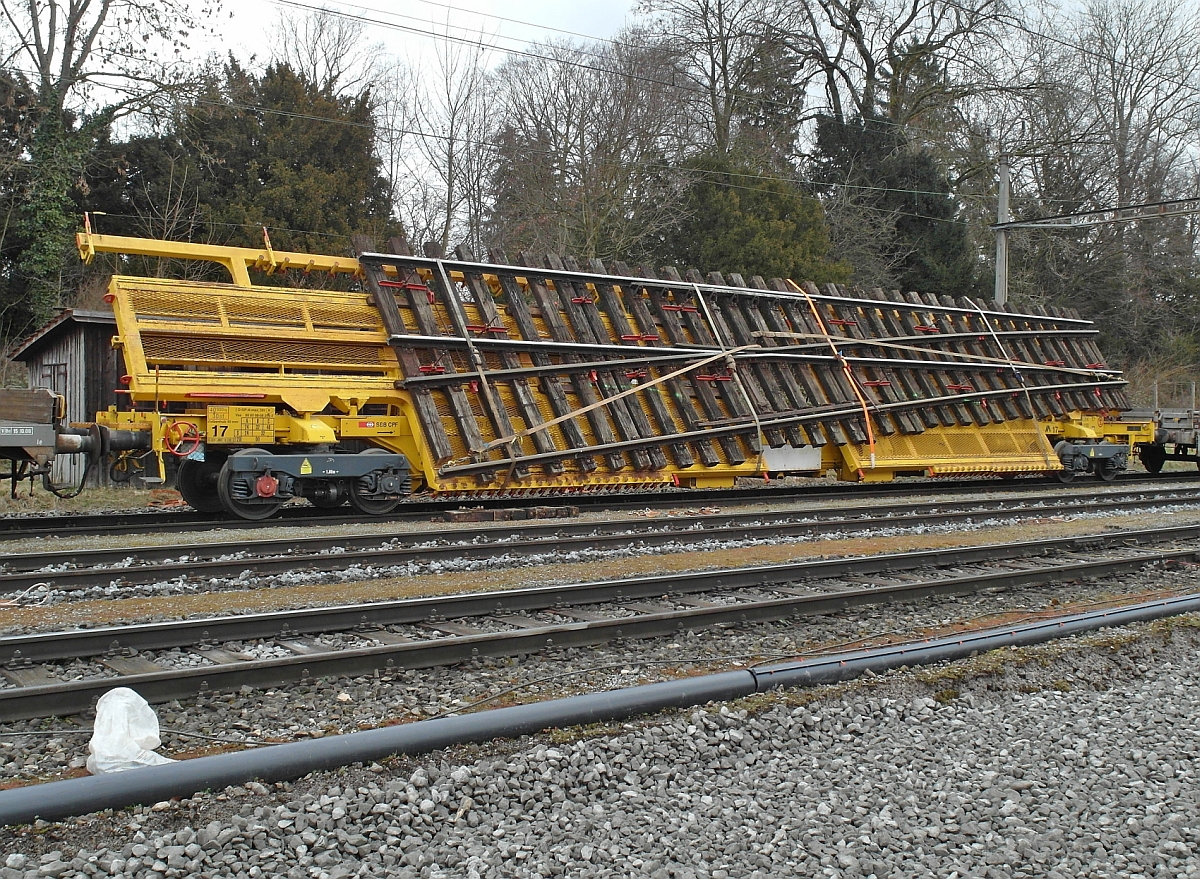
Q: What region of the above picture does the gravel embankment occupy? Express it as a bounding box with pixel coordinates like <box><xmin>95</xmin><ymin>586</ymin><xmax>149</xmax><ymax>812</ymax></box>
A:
<box><xmin>2</xmin><ymin>617</ymin><xmax>1200</xmax><ymax>878</ymax></box>
<box><xmin>3</xmin><ymin>485</ymin><xmax>1200</xmax><ymax>876</ymax></box>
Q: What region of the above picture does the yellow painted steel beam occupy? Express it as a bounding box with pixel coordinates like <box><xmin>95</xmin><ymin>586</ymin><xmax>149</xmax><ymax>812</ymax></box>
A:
<box><xmin>1041</xmin><ymin>411</ymin><xmax>1156</xmax><ymax>448</ymax></box>
<box><xmin>105</xmin><ymin>275</ymin><xmax>403</xmax><ymax>414</ymax></box>
<box><xmin>76</xmin><ymin>229</ymin><xmax>363</xmax><ymax>287</ymax></box>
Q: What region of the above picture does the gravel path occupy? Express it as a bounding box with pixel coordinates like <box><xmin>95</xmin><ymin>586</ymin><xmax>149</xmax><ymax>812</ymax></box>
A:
<box><xmin>2</xmin><ymin>615</ymin><xmax>1200</xmax><ymax>878</ymax></box>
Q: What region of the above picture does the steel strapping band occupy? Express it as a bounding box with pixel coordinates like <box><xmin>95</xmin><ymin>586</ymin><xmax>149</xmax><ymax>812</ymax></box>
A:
<box><xmin>479</xmin><ymin>346</ymin><xmax>759</xmax><ymax>455</ymax></box>
<box><xmin>433</xmin><ymin>259</ymin><xmax>518</xmax><ymax>470</ymax></box>
<box><xmin>750</xmin><ymin>330</ymin><xmax>1093</xmax><ymax>374</ymax></box>
<box><xmin>692</xmin><ymin>285</ymin><xmax>765</xmax><ymax>472</ymax></box>
<box><xmin>964</xmin><ymin>296</ymin><xmax>1056</xmax><ymax>470</ymax></box>
<box><xmin>787</xmin><ymin>279</ymin><xmax>877</xmax><ymax>469</ymax></box>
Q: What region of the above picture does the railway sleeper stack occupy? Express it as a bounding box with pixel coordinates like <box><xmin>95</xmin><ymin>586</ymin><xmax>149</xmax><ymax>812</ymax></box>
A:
<box><xmin>0</xmin><ymin>232</ymin><xmax>1150</xmax><ymax>517</ymax></box>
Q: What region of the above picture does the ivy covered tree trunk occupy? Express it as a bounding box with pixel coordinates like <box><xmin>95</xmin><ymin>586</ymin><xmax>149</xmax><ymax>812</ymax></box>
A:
<box><xmin>0</xmin><ymin>0</ymin><xmax>220</xmax><ymax>338</ymax></box>
<box><xmin>18</xmin><ymin>99</ymin><xmax>74</xmax><ymax>325</ymax></box>
<box><xmin>16</xmin><ymin>96</ymin><xmax>112</xmax><ymax>327</ymax></box>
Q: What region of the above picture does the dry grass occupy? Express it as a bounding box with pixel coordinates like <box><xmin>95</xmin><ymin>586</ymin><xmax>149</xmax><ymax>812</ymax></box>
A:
<box><xmin>0</xmin><ymin>486</ymin><xmax>165</xmax><ymax>517</ymax></box>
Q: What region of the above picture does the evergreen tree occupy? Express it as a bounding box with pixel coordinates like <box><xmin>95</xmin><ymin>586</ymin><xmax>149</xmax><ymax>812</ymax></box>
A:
<box><xmin>810</xmin><ymin>115</ymin><xmax>982</xmax><ymax>297</ymax></box>
<box><xmin>88</xmin><ymin>60</ymin><xmax>398</xmax><ymax>264</ymax></box>
<box><xmin>655</xmin><ymin>154</ymin><xmax>848</xmax><ymax>284</ymax></box>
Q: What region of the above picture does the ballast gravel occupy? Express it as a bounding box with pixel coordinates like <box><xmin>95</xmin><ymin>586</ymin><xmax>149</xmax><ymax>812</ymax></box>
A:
<box><xmin>18</xmin><ymin>500</ymin><xmax>1200</xmax><ymax>609</ymax></box>
<box><xmin>3</xmin><ymin>622</ymin><xmax>1200</xmax><ymax>878</ymax></box>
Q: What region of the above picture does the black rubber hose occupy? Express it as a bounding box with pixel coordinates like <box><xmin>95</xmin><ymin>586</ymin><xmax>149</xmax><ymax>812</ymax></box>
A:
<box><xmin>42</xmin><ymin>455</ymin><xmax>92</xmax><ymax>500</ymax></box>
<box><xmin>0</xmin><ymin>672</ymin><xmax>755</xmax><ymax>826</ymax></box>
<box><xmin>750</xmin><ymin>593</ymin><xmax>1200</xmax><ymax>691</ymax></box>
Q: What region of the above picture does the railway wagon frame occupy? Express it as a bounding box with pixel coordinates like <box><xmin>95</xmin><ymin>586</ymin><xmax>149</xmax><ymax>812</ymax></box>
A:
<box><xmin>0</xmin><ymin>228</ymin><xmax>1158</xmax><ymax>517</ymax></box>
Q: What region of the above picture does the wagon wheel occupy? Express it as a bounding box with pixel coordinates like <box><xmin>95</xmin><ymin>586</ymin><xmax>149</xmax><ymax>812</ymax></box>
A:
<box><xmin>217</xmin><ymin>449</ymin><xmax>284</xmax><ymax>520</ymax></box>
<box><xmin>348</xmin><ymin>448</ymin><xmax>403</xmax><ymax>516</ymax></box>
<box><xmin>177</xmin><ymin>453</ymin><xmax>227</xmax><ymax>513</ymax></box>
<box><xmin>1097</xmin><ymin>460</ymin><xmax>1120</xmax><ymax>482</ymax></box>
<box><xmin>1056</xmin><ymin>468</ymin><xmax>1076</xmax><ymax>484</ymax></box>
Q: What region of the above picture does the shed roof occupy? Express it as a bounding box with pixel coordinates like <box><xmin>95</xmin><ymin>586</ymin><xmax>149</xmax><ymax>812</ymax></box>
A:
<box><xmin>6</xmin><ymin>308</ymin><xmax>116</xmax><ymax>363</ymax></box>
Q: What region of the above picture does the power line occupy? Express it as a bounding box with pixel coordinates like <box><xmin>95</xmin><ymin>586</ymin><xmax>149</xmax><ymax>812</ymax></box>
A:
<box><xmin>993</xmin><ymin>197</ymin><xmax>1200</xmax><ymax>231</ymax></box>
<box><xmin>14</xmin><ymin>0</ymin><xmax>1197</xmax><ymax>238</ymax></box>
<box><xmin>283</xmin><ymin>0</ymin><xmax>627</xmax><ymax>49</ymax></box>
<box><xmin>2</xmin><ymin>60</ymin><xmax>981</xmax><ymax>229</ymax></box>
<box><xmin>269</xmin><ymin>0</ymin><xmax>1200</xmax><ymax>224</ymax></box>
<box><xmin>272</xmin><ymin>0</ymin><xmax>655</xmax><ymax>85</ymax></box>
<box><xmin>84</xmin><ymin>209</ymin><xmax>367</xmax><ymax>243</ymax></box>
<box><xmin>269</xmin><ymin>0</ymin><xmax>976</xmax><ymax>148</ymax></box>
<box><xmin>941</xmin><ymin>0</ymin><xmax>1200</xmax><ymax>98</ymax></box>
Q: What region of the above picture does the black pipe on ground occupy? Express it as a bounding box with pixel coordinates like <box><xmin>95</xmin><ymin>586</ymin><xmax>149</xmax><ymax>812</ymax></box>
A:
<box><xmin>750</xmin><ymin>593</ymin><xmax>1200</xmax><ymax>689</ymax></box>
<box><xmin>2</xmin><ymin>594</ymin><xmax>1198</xmax><ymax>826</ymax></box>
<box><xmin>0</xmin><ymin>673</ymin><xmax>754</xmax><ymax>826</ymax></box>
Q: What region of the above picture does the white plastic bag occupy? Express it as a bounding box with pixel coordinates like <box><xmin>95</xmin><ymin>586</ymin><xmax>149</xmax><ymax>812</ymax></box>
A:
<box><xmin>87</xmin><ymin>687</ymin><xmax>176</xmax><ymax>774</ymax></box>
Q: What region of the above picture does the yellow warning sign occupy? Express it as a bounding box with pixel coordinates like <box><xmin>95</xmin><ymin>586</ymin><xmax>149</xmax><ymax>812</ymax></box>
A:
<box><xmin>300</xmin><ymin>458</ymin><xmax>313</xmax><ymax>475</ymax></box>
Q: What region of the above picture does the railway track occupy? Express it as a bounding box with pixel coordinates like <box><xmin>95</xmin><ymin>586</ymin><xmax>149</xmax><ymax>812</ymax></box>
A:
<box><xmin>2</xmin><ymin>523</ymin><xmax>1198</xmax><ymax>721</ymax></box>
<box><xmin>2</xmin><ymin>472</ymin><xmax>1194</xmax><ymax>542</ymax></box>
<box><xmin>2</xmin><ymin>484</ymin><xmax>1198</xmax><ymax>596</ymax></box>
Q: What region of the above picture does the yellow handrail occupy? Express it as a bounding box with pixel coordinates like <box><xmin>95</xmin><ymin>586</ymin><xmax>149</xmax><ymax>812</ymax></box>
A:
<box><xmin>76</xmin><ymin>219</ymin><xmax>363</xmax><ymax>287</ymax></box>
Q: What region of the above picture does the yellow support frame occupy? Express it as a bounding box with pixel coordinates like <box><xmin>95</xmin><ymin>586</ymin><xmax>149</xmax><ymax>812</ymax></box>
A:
<box><xmin>831</xmin><ymin>418</ymin><xmax>1060</xmax><ymax>481</ymax></box>
<box><xmin>1042</xmin><ymin>410</ymin><xmax>1156</xmax><ymax>450</ymax></box>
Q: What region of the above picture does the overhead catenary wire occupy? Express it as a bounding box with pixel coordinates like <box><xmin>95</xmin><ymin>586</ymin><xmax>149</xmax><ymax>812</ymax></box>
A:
<box><xmin>275</xmin><ymin>0</ymin><xmax>1200</xmax><ymax>141</ymax></box>
<box><xmin>0</xmin><ymin>3</ymin><xmax>1022</xmax><ymax>232</ymax></box>
<box><xmin>20</xmin><ymin>73</ymin><xmax>980</xmax><ymax>237</ymax></box>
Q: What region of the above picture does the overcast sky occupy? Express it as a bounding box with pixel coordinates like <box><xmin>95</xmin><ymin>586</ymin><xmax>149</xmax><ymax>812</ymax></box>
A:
<box><xmin>217</xmin><ymin>0</ymin><xmax>638</xmax><ymax>65</ymax></box>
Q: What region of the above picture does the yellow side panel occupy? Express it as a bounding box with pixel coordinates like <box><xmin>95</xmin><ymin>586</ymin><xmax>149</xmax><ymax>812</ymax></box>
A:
<box><xmin>838</xmin><ymin>418</ymin><xmax>1059</xmax><ymax>480</ymax></box>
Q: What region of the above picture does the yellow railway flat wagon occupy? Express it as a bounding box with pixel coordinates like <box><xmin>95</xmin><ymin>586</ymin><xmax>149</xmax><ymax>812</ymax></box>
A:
<box><xmin>26</xmin><ymin>229</ymin><xmax>1140</xmax><ymax>518</ymax></box>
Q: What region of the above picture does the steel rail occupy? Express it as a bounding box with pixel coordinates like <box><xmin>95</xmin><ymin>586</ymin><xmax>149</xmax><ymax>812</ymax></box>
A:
<box><xmin>398</xmin><ymin>328</ymin><xmax>1103</xmax><ymax>390</ymax></box>
<box><xmin>361</xmin><ymin>252</ymin><xmax>1097</xmax><ymax>327</ymax></box>
<box><xmin>1</xmin><ymin>473</ymin><xmax>1192</xmax><ymax>542</ymax></box>
<box><xmin>2</xmin><ymin>485</ymin><xmax>1197</xmax><ymax>573</ymax></box>
<box><xmin>2</xmin><ymin>490</ymin><xmax>1197</xmax><ymax>593</ymax></box>
<box><xmin>436</xmin><ymin>378</ymin><xmax>1129</xmax><ymax>477</ymax></box>
<box><xmin>0</xmin><ymin>492</ymin><xmax>659</xmax><ymax>541</ymax></box>
<box><xmin>1</xmin><ymin>525</ymin><xmax>1197</xmax><ymax>720</ymax></box>
<box><xmin>1</xmin><ymin>522</ymin><xmax>1188</xmax><ymax>664</ymax></box>
<box><xmin>388</xmin><ymin>333</ymin><xmax>1110</xmax><ymax>382</ymax></box>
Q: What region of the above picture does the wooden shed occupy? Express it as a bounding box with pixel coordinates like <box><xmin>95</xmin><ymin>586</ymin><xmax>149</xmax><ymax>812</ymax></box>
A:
<box><xmin>7</xmin><ymin>308</ymin><xmax>122</xmax><ymax>487</ymax></box>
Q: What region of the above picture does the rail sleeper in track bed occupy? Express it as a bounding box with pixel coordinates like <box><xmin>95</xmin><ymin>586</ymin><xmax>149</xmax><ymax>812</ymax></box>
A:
<box><xmin>2</xmin><ymin>524</ymin><xmax>1197</xmax><ymax>720</ymax></box>
<box><xmin>2</xmin><ymin>488</ymin><xmax>1197</xmax><ymax>595</ymax></box>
